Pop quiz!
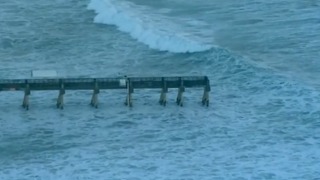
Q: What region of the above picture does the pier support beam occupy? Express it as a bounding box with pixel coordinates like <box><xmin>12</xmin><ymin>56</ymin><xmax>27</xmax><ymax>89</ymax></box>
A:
<box><xmin>202</xmin><ymin>87</ymin><xmax>209</xmax><ymax>107</ymax></box>
<box><xmin>159</xmin><ymin>78</ymin><xmax>168</xmax><ymax>106</ymax></box>
<box><xmin>176</xmin><ymin>78</ymin><xmax>185</xmax><ymax>107</ymax></box>
<box><xmin>90</xmin><ymin>80</ymin><xmax>99</xmax><ymax>108</ymax></box>
<box><xmin>125</xmin><ymin>93</ymin><xmax>133</xmax><ymax>107</ymax></box>
<box><xmin>176</xmin><ymin>86</ymin><xmax>185</xmax><ymax>107</ymax></box>
<box><xmin>124</xmin><ymin>78</ymin><xmax>133</xmax><ymax>107</ymax></box>
<box><xmin>22</xmin><ymin>82</ymin><xmax>30</xmax><ymax>110</ymax></box>
<box><xmin>202</xmin><ymin>77</ymin><xmax>210</xmax><ymax>107</ymax></box>
<box><xmin>159</xmin><ymin>89</ymin><xmax>167</xmax><ymax>106</ymax></box>
<box><xmin>56</xmin><ymin>83</ymin><xmax>65</xmax><ymax>109</ymax></box>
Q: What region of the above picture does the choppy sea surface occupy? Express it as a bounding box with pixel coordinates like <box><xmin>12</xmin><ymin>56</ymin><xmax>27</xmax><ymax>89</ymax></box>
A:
<box><xmin>1</xmin><ymin>0</ymin><xmax>320</xmax><ymax>179</ymax></box>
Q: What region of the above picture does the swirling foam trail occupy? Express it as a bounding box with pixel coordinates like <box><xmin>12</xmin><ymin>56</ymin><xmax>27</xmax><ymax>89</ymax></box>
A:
<box><xmin>87</xmin><ymin>0</ymin><xmax>212</xmax><ymax>53</ymax></box>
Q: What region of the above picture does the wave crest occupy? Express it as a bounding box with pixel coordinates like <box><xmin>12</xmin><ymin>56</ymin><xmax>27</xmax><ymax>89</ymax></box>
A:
<box><xmin>87</xmin><ymin>0</ymin><xmax>212</xmax><ymax>53</ymax></box>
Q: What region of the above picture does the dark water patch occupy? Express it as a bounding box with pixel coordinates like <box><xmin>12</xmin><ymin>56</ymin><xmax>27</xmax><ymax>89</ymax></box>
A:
<box><xmin>167</xmin><ymin>131</ymin><xmax>204</xmax><ymax>143</ymax></box>
<box><xmin>134</xmin><ymin>129</ymin><xmax>162</xmax><ymax>141</ymax></box>
<box><xmin>272</xmin><ymin>129</ymin><xmax>287</xmax><ymax>135</ymax></box>
<box><xmin>0</xmin><ymin>142</ymin><xmax>70</xmax><ymax>161</ymax></box>
<box><xmin>33</xmin><ymin>37</ymin><xmax>64</xmax><ymax>50</ymax></box>
<box><xmin>283</xmin><ymin>135</ymin><xmax>307</xmax><ymax>143</ymax></box>
<box><xmin>169</xmin><ymin>136</ymin><xmax>185</xmax><ymax>142</ymax></box>
<box><xmin>224</xmin><ymin>94</ymin><xmax>241</xmax><ymax>99</ymax></box>
<box><xmin>135</xmin><ymin>133</ymin><xmax>159</xmax><ymax>142</ymax></box>
<box><xmin>238</xmin><ymin>144</ymin><xmax>258</xmax><ymax>151</ymax></box>
<box><xmin>233</xmin><ymin>19</ymin><xmax>264</xmax><ymax>25</ymax></box>
<box><xmin>60</xmin><ymin>134</ymin><xmax>80</xmax><ymax>141</ymax></box>
<box><xmin>2</xmin><ymin>20</ymin><xmax>29</xmax><ymax>27</ymax></box>
<box><xmin>0</xmin><ymin>38</ymin><xmax>14</xmax><ymax>49</ymax></box>
<box><xmin>146</xmin><ymin>166</ymin><xmax>158</xmax><ymax>171</ymax></box>
<box><xmin>147</xmin><ymin>146</ymin><xmax>166</xmax><ymax>153</ymax></box>
<box><xmin>209</xmin><ymin>127</ymin><xmax>233</xmax><ymax>138</ymax></box>
<box><xmin>109</xmin><ymin>120</ymin><xmax>138</xmax><ymax>129</ymax></box>
<box><xmin>0</xmin><ymin>127</ymin><xmax>84</xmax><ymax>161</ymax></box>
<box><xmin>253</xmin><ymin>172</ymin><xmax>276</xmax><ymax>179</ymax></box>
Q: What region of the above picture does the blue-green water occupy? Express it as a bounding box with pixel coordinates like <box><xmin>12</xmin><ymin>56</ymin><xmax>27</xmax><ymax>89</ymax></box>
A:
<box><xmin>1</xmin><ymin>0</ymin><xmax>320</xmax><ymax>179</ymax></box>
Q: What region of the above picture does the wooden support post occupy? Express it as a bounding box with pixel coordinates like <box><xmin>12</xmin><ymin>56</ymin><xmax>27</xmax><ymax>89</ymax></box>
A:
<box><xmin>90</xmin><ymin>80</ymin><xmax>99</xmax><ymax>108</ymax></box>
<box><xmin>56</xmin><ymin>82</ymin><xmax>65</xmax><ymax>109</ymax></box>
<box><xmin>159</xmin><ymin>78</ymin><xmax>168</xmax><ymax>106</ymax></box>
<box><xmin>202</xmin><ymin>77</ymin><xmax>210</xmax><ymax>107</ymax></box>
<box><xmin>124</xmin><ymin>78</ymin><xmax>133</xmax><ymax>107</ymax></box>
<box><xmin>176</xmin><ymin>78</ymin><xmax>185</xmax><ymax>107</ymax></box>
<box><xmin>22</xmin><ymin>82</ymin><xmax>30</xmax><ymax>110</ymax></box>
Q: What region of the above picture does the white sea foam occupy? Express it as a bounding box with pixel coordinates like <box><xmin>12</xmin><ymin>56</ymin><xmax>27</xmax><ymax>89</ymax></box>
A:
<box><xmin>87</xmin><ymin>0</ymin><xmax>212</xmax><ymax>53</ymax></box>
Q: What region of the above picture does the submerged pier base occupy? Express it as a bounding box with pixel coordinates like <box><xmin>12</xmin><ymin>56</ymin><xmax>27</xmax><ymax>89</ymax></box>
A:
<box><xmin>159</xmin><ymin>79</ymin><xmax>167</xmax><ymax>106</ymax></box>
<box><xmin>176</xmin><ymin>78</ymin><xmax>185</xmax><ymax>107</ymax></box>
<box><xmin>22</xmin><ymin>84</ymin><xmax>30</xmax><ymax>110</ymax></box>
<box><xmin>159</xmin><ymin>89</ymin><xmax>167</xmax><ymax>106</ymax></box>
<box><xmin>125</xmin><ymin>93</ymin><xmax>133</xmax><ymax>107</ymax></box>
<box><xmin>202</xmin><ymin>78</ymin><xmax>210</xmax><ymax>107</ymax></box>
<box><xmin>124</xmin><ymin>78</ymin><xmax>133</xmax><ymax>107</ymax></box>
<box><xmin>176</xmin><ymin>86</ymin><xmax>185</xmax><ymax>107</ymax></box>
<box><xmin>202</xmin><ymin>91</ymin><xmax>209</xmax><ymax>107</ymax></box>
<box><xmin>90</xmin><ymin>81</ymin><xmax>99</xmax><ymax>108</ymax></box>
<box><xmin>56</xmin><ymin>82</ymin><xmax>65</xmax><ymax>109</ymax></box>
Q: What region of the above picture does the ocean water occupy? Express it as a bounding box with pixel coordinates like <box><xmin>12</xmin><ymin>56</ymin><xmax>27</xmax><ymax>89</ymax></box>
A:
<box><xmin>1</xmin><ymin>0</ymin><xmax>320</xmax><ymax>179</ymax></box>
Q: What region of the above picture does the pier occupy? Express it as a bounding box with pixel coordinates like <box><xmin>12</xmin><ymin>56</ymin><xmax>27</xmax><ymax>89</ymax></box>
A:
<box><xmin>0</xmin><ymin>76</ymin><xmax>210</xmax><ymax>110</ymax></box>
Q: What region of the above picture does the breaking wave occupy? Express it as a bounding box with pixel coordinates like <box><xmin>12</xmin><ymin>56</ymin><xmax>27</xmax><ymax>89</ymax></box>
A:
<box><xmin>87</xmin><ymin>0</ymin><xmax>212</xmax><ymax>53</ymax></box>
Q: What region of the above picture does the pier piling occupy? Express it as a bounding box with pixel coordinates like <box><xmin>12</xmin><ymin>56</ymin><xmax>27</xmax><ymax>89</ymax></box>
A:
<box><xmin>176</xmin><ymin>78</ymin><xmax>185</xmax><ymax>107</ymax></box>
<box><xmin>90</xmin><ymin>80</ymin><xmax>99</xmax><ymax>108</ymax></box>
<box><xmin>176</xmin><ymin>86</ymin><xmax>185</xmax><ymax>107</ymax></box>
<box><xmin>22</xmin><ymin>82</ymin><xmax>30</xmax><ymax>110</ymax></box>
<box><xmin>202</xmin><ymin>86</ymin><xmax>210</xmax><ymax>107</ymax></box>
<box><xmin>202</xmin><ymin>77</ymin><xmax>210</xmax><ymax>107</ymax></box>
<box><xmin>159</xmin><ymin>78</ymin><xmax>167</xmax><ymax>106</ymax></box>
<box><xmin>124</xmin><ymin>78</ymin><xmax>133</xmax><ymax>107</ymax></box>
<box><xmin>56</xmin><ymin>81</ymin><xmax>65</xmax><ymax>109</ymax></box>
